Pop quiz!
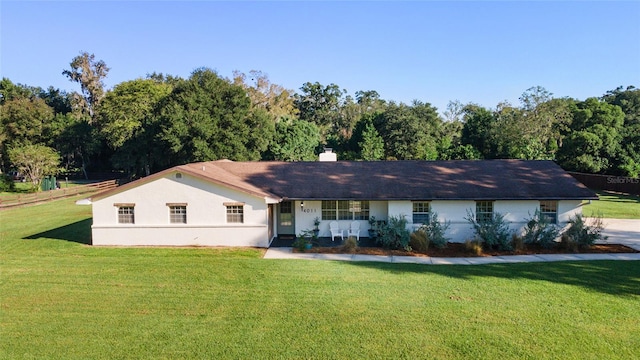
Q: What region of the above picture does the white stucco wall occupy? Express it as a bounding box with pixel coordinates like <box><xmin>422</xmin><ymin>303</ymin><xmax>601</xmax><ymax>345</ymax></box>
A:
<box><xmin>386</xmin><ymin>199</ymin><xmax>584</xmax><ymax>243</ymax></box>
<box><xmin>92</xmin><ymin>172</ymin><xmax>270</xmax><ymax>247</ymax></box>
<box><xmin>558</xmin><ymin>200</ymin><xmax>583</xmax><ymax>223</ymax></box>
<box><xmin>387</xmin><ymin>201</ymin><xmax>412</xmax><ymax>220</ymax></box>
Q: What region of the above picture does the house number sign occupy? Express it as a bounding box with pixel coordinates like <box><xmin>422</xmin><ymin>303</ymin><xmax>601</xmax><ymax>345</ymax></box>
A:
<box><xmin>301</xmin><ymin>208</ymin><xmax>317</xmax><ymax>213</ymax></box>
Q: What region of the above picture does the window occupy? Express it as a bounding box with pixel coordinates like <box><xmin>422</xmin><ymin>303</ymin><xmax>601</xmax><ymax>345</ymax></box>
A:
<box><xmin>475</xmin><ymin>201</ymin><xmax>494</xmax><ymax>223</ymax></box>
<box><xmin>412</xmin><ymin>202</ymin><xmax>430</xmax><ymax>224</ymax></box>
<box><xmin>322</xmin><ymin>200</ymin><xmax>337</xmax><ymax>220</ymax></box>
<box><xmin>540</xmin><ymin>201</ymin><xmax>558</xmax><ymax>224</ymax></box>
<box><xmin>351</xmin><ymin>201</ymin><xmax>370</xmax><ymax>220</ymax></box>
<box><xmin>168</xmin><ymin>204</ymin><xmax>187</xmax><ymax>224</ymax></box>
<box><xmin>116</xmin><ymin>204</ymin><xmax>135</xmax><ymax>224</ymax></box>
<box><xmin>279</xmin><ymin>201</ymin><xmax>292</xmax><ymax>226</ymax></box>
<box><xmin>322</xmin><ymin>200</ymin><xmax>369</xmax><ymax>220</ymax></box>
<box><xmin>226</xmin><ymin>205</ymin><xmax>244</xmax><ymax>223</ymax></box>
<box><xmin>338</xmin><ymin>200</ymin><xmax>351</xmax><ymax>220</ymax></box>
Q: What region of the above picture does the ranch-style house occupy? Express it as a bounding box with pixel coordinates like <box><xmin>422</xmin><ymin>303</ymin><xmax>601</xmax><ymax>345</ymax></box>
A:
<box><xmin>90</xmin><ymin>152</ymin><xmax>597</xmax><ymax>247</ymax></box>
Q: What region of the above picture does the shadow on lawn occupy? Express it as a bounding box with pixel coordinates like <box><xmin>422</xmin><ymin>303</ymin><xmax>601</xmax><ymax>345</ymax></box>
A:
<box><xmin>598</xmin><ymin>191</ymin><xmax>640</xmax><ymax>203</ymax></box>
<box><xmin>345</xmin><ymin>260</ymin><xmax>640</xmax><ymax>297</ymax></box>
<box><xmin>24</xmin><ymin>218</ymin><xmax>92</xmax><ymax>245</ymax></box>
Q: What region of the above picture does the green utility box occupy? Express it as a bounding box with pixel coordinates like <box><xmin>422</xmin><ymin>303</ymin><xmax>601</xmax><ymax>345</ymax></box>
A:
<box><xmin>41</xmin><ymin>176</ymin><xmax>57</xmax><ymax>191</ymax></box>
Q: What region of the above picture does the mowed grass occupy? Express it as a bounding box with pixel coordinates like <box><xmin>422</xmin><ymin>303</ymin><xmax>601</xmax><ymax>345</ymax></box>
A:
<box><xmin>583</xmin><ymin>191</ymin><xmax>640</xmax><ymax>219</ymax></box>
<box><xmin>1</xmin><ymin>198</ymin><xmax>639</xmax><ymax>359</ymax></box>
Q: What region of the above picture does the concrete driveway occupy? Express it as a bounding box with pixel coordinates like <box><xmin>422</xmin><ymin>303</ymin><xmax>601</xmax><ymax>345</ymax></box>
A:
<box><xmin>595</xmin><ymin>218</ymin><xmax>640</xmax><ymax>251</ymax></box>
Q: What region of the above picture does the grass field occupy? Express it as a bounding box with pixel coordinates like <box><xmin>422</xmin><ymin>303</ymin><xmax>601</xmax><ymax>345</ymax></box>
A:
<box><xmin>1</xmin><ymin>198</ymin><xmax>639</xmax><ymax>359</ymax></box>
<box><xmin>1</xmin><ymin>179</ymin><xmax>89</xmax><ymax>196</ymax></box>
<box><xmin>583</xmin><ymin>191</ymin><xmax>640</xmax><ymax>219</ymax></box>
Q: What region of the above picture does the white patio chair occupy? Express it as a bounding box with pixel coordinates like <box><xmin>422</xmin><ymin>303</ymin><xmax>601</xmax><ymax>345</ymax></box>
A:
<box><xmin>347</xmin><ymin>221</ymin><xmax>360</xmax><ymax>241</ymax></box>
<box><xmin>329</xmin><ymin>221</ymin><xmax>343</xmax><ymax>242</ymax></box>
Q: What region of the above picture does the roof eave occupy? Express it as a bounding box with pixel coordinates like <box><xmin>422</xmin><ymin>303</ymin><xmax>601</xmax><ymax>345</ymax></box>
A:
<box><xmin>91</xmin><ymin>165</ymin><xmax>282</xmax><ymax>203</ymax></box>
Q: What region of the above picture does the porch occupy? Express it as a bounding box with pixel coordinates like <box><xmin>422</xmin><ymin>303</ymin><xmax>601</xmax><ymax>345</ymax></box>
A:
<box><xmin>270</xmin><ymin>236</ymin><xmax>379</xmax><ymax>248</ymax></box>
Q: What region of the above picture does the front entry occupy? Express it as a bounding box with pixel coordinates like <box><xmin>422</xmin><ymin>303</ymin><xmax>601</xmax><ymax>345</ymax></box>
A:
<box><xmin>277</xmin><ymin>201</ymin><xmax>295</xmax><ymax>237</ymax></box>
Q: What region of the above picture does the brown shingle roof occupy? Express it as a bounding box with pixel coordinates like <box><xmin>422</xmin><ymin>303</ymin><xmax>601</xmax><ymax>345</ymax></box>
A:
<box><xmin>91</xmin><ymin>159</ymin><xmax>597</xmax><ymax>202</ymax></box>
<box><xmin>199</xmin><ymin>159</ymin><xmax>597</xmax><ymax>201</ymax></box>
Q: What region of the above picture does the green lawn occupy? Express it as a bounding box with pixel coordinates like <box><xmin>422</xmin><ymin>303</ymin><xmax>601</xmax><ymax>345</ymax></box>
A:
<box><xmin>1</xmin><ymin>198</ymin><xmax>639</xmax><ymax>359</ymax></box>
<box><xmin>583</xmin><ymin>191</ymin><xmax>640</xmax><ymax>219</ymax></box>
<box><xmin>1</xmin><ymin>179</ymin><xmax>89</xmax><ymax>196</ymax></box>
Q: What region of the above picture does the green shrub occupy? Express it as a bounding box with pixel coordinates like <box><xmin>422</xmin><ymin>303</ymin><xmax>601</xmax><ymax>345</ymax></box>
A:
<box><xmin>376</xmin><ymin>215</ymin><xmax>411</xmax><ymax>251</ymax></box>
<box><xmin>0</xmin><ymin>174</ymin><xmax>15</xmax><ymax>192</ymax></box>
<box><xmin>293</xmin><ymin>229</ymin><xmax>314</xmax><ymax>251</ymax></box>
<box><xmin>465</xmin><ymin>210</ymin><xmax>513</xmax><ymax>251</ymax></box>
<box><xmin>563</xmin><ymin>214</ymin><xmax>607</xmax><ymax>249</ymax></box>
<box><xmin>417</xmin><ymin>212</ymin><xmax>450</xmax><ymax>249</ymax></box>
<box><xmin>292</xmin><ymin>236</ymin><xmax>309</xmax><ymax>251</ymax></box>
<box><xmin>522</xmin><ymin>209</ymin><xmax>561</xmax><ymax>249</ymax></box>
<box><xmin>560</xmin><ymin>233</ymin><xmax>578</xmax><ymax>252</ymax></box>
<box><xmin>409</xmin><ymin>229</ymin><xmax>429</xmax><ymax>253</ymax></box>
<box><xmin>511</xmin><ymin>233</ymin><xmax>525</xmax><ymax>251</ymax></box>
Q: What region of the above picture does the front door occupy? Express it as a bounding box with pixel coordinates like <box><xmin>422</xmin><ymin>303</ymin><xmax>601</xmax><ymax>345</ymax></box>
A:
<box><xmin>277</xmin><ymin>201</ymin><xmax>295</xmax><ymax>236</ymax></box>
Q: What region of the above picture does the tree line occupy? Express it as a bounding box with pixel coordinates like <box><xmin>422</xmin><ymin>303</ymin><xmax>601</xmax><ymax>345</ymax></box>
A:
<box><xmin>1</xmin><ymin>51</ymin><xmax>638</xmax><ymax>188</ymax></box>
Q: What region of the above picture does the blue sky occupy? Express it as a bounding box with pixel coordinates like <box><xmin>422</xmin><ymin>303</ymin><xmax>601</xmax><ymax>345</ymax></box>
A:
<box><xmin>1</xmin><ymin>1</ymin><xmax>639</xmax><ymax>114</ymax></box>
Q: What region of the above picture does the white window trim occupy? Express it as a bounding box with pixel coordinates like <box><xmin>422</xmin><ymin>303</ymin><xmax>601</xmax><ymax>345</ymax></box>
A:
<box><xmin>226</xmin><ymin>204</ymin><xmax>244</xmax><ymax>223</ymax></box>
<box><xmin>475</xmin><ymin>201</ymin><xmax>494</xmax><ymax>223</ymax></box>
<box><xmin>115</xmin><ymin>203</ymin><xmax>135</xmax><ymax>224</ymax></box>
<box><xmin>322</xmin><ymin>200</ymin><xmax>369</xmax><ymax>221</ymax></box>
<box><xmin>539</xmin><ymin>200</ymin><xmax>558</xmax><ymax>224</ymax></box>
<box><xmin>412</xmin><ymin>201</ymin><xmax>431</xmax><ymax>224</ymax></box>
<box><xmin>167</xmin><ymin>203</ymin><xmax>187</xmax><ymax>224</ymax></box>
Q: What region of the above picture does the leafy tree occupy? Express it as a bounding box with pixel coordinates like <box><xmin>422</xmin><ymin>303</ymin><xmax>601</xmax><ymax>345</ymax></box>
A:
<box><xmin>517</xmin><ymin>87</ymin><xmax>574</xmax><ymax>160</ymax></box>
<box><xmin>603</xmin><ymin>85</ymin><xmax>640</xmax><ymax>126</ymax></box>
<box><xmin>519</xmin><ymin>86</ymin><xmax>553</xmax><ymax>113</ymax></box>
<box><xmin>264</xmin><ymin>118</ymin><xmax>320</xmax><ymax>161</ymax></box>
<box><xmin>459</xmin><ymin>89</ymin><xmax>575</xmax><ymax>161</ymax></box>
<box><xmin>490</xmin><ymin>102</ymin><xmax>548</xmax><ymax>159</ymax></box>
<box><xmin>0</xmin><ymin>78</ymin><xmax>32</xmax><ymax>104</ymax></box>
<box><xmin>0</xmin><ymin>96</ymin><xmax>54</xmax><ymax>147</ymax></box>
<box><xmin>35</xmin><ymin>86</ymin><xmax>73</xmax><ymax>116</ymax></box>
<box><xmin>373</xmin><ymin>101</ymin><xmax>442</xmax><ymax>160</ymax></box>
<box><xmin>355</xmin><ymin>90</ymin><xmax>385</xmax><ymax>114</ymax></box>
<box><xmin>7</xmin><ymin>144</ymin><xmax>60</xmax><ymax>190</ymax></box>
<box><xmin>338</xmin><ymin>94</ymin><xmax>361</xmax><ymax>140</ymax></box>
<box><xmin>0</xmin><ymin>80</ymin><xmax>55</xmax><ymax>171</ymax></box>
<box><xmin>336</xmin><ymin>90</ymin><xmax>387</xmax><ymax>157</ymax></box>
<box><xmin>233</xmin><ymin>70</ymin><xmax>298</xmax><ymax>122</ymax></box>
<box><xmin>358</xmin><ymin>120</ymin><xmax>384</xmax><ymax>160</ymax></box>
<box><xmin>541</xmin><ymin>97</ymin><xmax>576</xmax><ymax>155</ymax></box>
<box><xmin>442</xmin><ymin>100</ymin><xmax>465</xmax><ymax>123</ymax></box>
<box><xmin>615</xmin><ymin>126</ymin><xmax>640</xmax><ymax>177</ymax></box>
<box><xmin>436</xmin><ymin>118</ymin><xmax>465</xmax><ymax>159</ymax></box>
<box><xmin>460</xmin><ymin>104</ymin><xmax>493</xmax><ymax>158</ymax></box>
<box><xmin>98</xmin><ymin>79</ymin><xmax>173</xmax><ymax>176</ymax></box>
<box><xmin>603</xmin><ymin>86</ymin><xmax>640</xmax><ymax>176</ymax></box>
<box><xmin>556</xmin><ymin>98</ymin><xmax>624</xmax><ymax>173</ymax></box>
<box><xmin>99</xmin><ymin>79</ymin><xmax>171</xmax><ymax>149</ymax></box>
<box><xmin>157</xmin><ymin>68</ymin><xmax>273</xmax><ymax>166</ymax></box>
<box><xmin>59</xmin><ymin>52</ymin><xmax>112</xmax><ymax>176</ymax></box>
<box><xmin>441</xmin><ymin>144</ymin><xmax>482</xmax><ymax>160</ymax></box>
<box><xmin>49</xmin><ymin>114</ymin><xmax>101</xmax><ymax>175</ymax></box>
<box><xmin>62</xmin><ymin>51</ymin><xmax>109</xmax><ymax>122</ymax></box>
<box><xmin>294</xmin><ymin>82</ymin><xmax>346</xmax><ymax>138</ymax></box>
